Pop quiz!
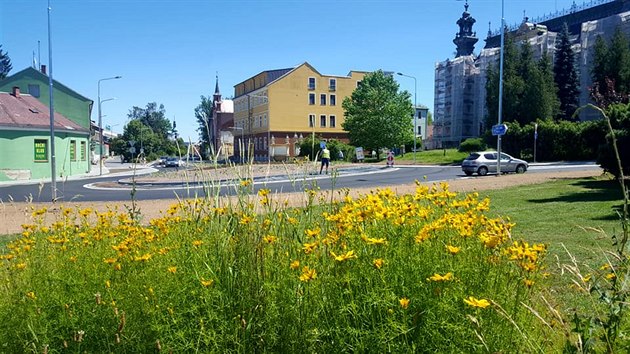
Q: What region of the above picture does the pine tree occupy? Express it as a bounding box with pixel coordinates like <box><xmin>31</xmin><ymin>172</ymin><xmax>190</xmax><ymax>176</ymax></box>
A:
<box><xmin>553</xmin><ymin>23</ymin><xmax>580</xmax><ymax>121</ymax></box>
<box><xmin>0</xmin><ymin>45</ymin><xmax>12</xmax><ymax>79</ymax></box>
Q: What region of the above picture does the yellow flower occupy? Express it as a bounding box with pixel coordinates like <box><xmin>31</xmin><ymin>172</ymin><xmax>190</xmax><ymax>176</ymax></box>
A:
<box><xmin>114</xmin><ymin>264</ymin><xmax>122</xmax><ymax>271</ymax></box>
<box><xmin>303</xmin><ymin>241</ymin><xmax>318</xmax><ymax>254</ymax></box>
<box><xmin>106</xmin><ymin>280</ymin><xmax>111</xmax><ymax>289</ymax></box>
<box><xmin>361</xmin><ymin>235</ymin><xmax>387</xmax><ymax>245</ymax></box>
<box><xmin>192</xmin><ymin>240</ymin><xmax>204</xmax><ymax>247</ymax></box>
<box><xmin>167</xmin><ymin>266</ymin><xmax>177</xmax><ymax>274</ymax></box>
<box><xmin>446</xmin><ymin>245</ymin><xmax>460</xmax><ymax>255</ymax></box>
<box><xmin>15</xmin><ymin>263</ymin><xmax>26</xmax><ymax>270</ymax></box>
<box><xmin>428</xmin><ymin>272</ymin><xmax>454</xmax><ymax>282</ymax></box>
<box><xmin>463</xmin><ymin>296</ymin><xmax>491</xmax><ymax>309</ymax></box>
<box><xmin>606</xmin><ymin>273</ymin><xmax>616</xmax><ymax>280</ymax></box>
<box><xmin>200</xmin><ymin>279</ymin><xmax>214</xmax><ymax>287</ymax></box>
<box><xmin>258</xmin><ymin>188</ymin><xmax>270</xmax><ymax>197</ymax></box>
<box><xmin>240</xmin><ymin>179</ymin><xmax>252</xmax><ymax>187</ymax></box>
<box><xmin>262</xmin><ymin>235</ymin><xmax>278</xmax><ymax>244</ymax></box>
<box><xmin>399</xmin><ymin>297</ymin><xmax>410</xmax><ymax>309</ymax></box>
<box><xmin>134</xmin><ymin>253</ymin><xmax>152</xmax><ymax>262</ymax></box>
<box><xmin>305</xmin><ymin>228</ymin><xmax>321</xmax><ymax>238</ymax></box>
<box><xmin>523</xmin><ymin>279</ymin><xmax>534</xmax><ymax>288</ymax></box>
<box><xmin>290</xmin><ymin>260</ymin><xmax>300</xmax><ymax>270</ymax></box>
<box><xmin>103</xmin><ymin>258</ymin><xmax>117</xmax><ymax>264</ymax></box>
<box><xmin>373</xmin><ymin>258</ymin><xmax>384</xmax><ymax>269</ymax></box>
<box><xmin>26</xmin><ymin>291</ymin><xmax>36</xmax><ymax>300</ymax></box>
<box><xmin>299</xmin><ymin>266</ymin><xmax>317</xmax><ymax>282</ymax></box>
<box><xmin>330</xmin><ymin>250</ymin><xmax>357</xmax><ymax>262</ymax></box>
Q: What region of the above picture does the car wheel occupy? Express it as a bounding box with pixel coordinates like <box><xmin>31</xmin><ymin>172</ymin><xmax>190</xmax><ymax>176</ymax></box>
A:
<box><xmin>516</xmin><ymin>164</ymin><xmax>526</xmax><ymax>174</ymax></box>
<box><xmin>477</xmin><ymin>166</ymin><xmax>488</xmax><ymax>176</ymax></box>
<box><xmin>464</xmin><ymin>171</ymin><xmax>473</xmax><ymax>176</ymax></box>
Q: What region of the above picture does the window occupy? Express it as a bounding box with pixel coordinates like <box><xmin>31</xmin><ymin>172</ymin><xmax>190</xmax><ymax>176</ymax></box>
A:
<box><xmin>80</xmin><ymin>141</ymin><xmax>87</xmax><ymax>161</ymax></box>
<box><xmin>308</xmin><ymin>114</ymin><xmax>315</xmax><ymax>128</ymax></box>
<box><xmin>329</xmin><ymin>78</ymin><xmax>336</xmax><ymax>91</ymax></box>
<box><xmin>34</xmin><ymin>139</ymin><xmax>48</xmax><ymax>162</ymax></box>
<box><xmin>330</xmin><ymin>115</ymin><xmax>336</xmax><ymax>128</ymax></box>
<box><xmin>320</xmin><ymin>115</ymin><xmax>326</xmax><ymax>127</ymax></box>
<box><xmin>28</xmin><ymin>84</ymin><xmax>40</xmax><ymax>98</ymax></box>
<box><xmin>356</xmin><ymin>80</ymin><xmax>362</xmax><ymax>88</ymax></box>
<box><xmin>417</xmin><ymin>126</ymin><xmax>422</xmax><ymax>135</ymax></box>
<box><xmin>70</xmin><ymin>140</ymin><xmax>76</xmax><ymax>161</ymax></box>
<box><xmin>263</xmin><ymin>114</ymin><xmax>267</xmax><ymax>127</ymax></box>
<box><xmin>309</xmin><ymin>93</ymin><xmax>315</xmax><ymax>105</ymax></box>
<box><xmin>320</xmin><ymin>94</ymin><xmax>326</xmax><ymax>105</ymax></box>
<box><xmin>308</xmin><ymin>77</ymin><xmax>316</xmax><ymax>90</ymax></box>
<box><xmin>330</xmin><ymin>94</ymin><xmax>336</xmax><ymax>106</ymax></box>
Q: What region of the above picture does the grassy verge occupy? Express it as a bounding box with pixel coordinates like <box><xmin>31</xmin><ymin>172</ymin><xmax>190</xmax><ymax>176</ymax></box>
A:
<box><xmin>480</xmin><ymin>176</ymin><xmax>621</xmax><ymax>267</ymax></box>
<box><xmin>398</xmin><ymin>148</ymin><xmax>468</xmax><ymax>165</ymax></box>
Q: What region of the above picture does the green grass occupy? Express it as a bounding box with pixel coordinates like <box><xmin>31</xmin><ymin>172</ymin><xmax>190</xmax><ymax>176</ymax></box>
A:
<box><xmin>398</xmin><ymin>148</ymin><xmax>468</xmax><ymax>165</ymax></box>
<box><xmin>480</xmin><ymin>176</ymin><xmax>623</xmax><ymax>267</ymax></box>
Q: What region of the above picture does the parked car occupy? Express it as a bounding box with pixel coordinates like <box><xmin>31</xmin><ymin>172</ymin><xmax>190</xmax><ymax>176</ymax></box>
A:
<box><xmin>165</xmin><ymin>157</ymin><xmax>184</xmax><ymax>168</ymax></box>
<box><xmin>461</xmin><ymin>151</ymin><xmax>528</xmax><ymax>176</ymax></box>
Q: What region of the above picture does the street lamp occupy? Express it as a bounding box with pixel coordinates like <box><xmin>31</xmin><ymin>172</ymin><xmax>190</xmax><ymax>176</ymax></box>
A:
<box><xmin>98</xmin><ymin>76</ymin><xmax>122</xmax><ymax>175</ymax></box>
<box><xmin>397</xmin><ymin>72</ymin><xmax>417</xmax><ymax>164</ymax></box>
<box><xmin>497</xmin><ymin>0</ymin><xmax>505</xmax><ymax>175</ymax></box>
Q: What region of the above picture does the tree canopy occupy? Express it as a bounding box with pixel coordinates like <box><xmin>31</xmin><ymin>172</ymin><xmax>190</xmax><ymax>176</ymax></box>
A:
<box><xmin>341</xmin><ymin>70</ymin><xmax>413</xmax><ymax>159</ymax></box>
<box><xmin>0</xmin><ymin>45</ymin><xmax>12</xmax><ymax>79</ymax></box>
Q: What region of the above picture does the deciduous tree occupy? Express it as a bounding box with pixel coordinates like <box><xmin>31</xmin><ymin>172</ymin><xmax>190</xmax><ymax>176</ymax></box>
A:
<box><xmin>342</xmin><ymin>70</ymin><xmax>413</xmax><ymax>160</ymax></box>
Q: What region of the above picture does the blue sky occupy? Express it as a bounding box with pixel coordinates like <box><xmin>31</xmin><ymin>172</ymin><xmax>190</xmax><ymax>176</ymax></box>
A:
<box><xmin>1</xmin><ymin>0</ymin><xmax>579</xmax><ymax>141</ymax></box>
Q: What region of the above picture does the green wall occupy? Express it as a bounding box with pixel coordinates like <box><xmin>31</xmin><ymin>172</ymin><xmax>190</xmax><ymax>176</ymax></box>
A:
<box><xmin>0</xmin><ymin>130</ymin><xmax>91</xmax><ymax>181</ymax></box>
<box><xmin>0</xmin><ymin>68</ymin><xmax>93</xmax><ymax>130</ymax></box>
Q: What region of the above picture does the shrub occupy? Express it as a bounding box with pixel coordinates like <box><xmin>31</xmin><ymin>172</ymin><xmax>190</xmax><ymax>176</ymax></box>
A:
<box><xmin>458</xmin><ymin>138</ymin><xmax>486</xmax><ymax>153</ymax></box>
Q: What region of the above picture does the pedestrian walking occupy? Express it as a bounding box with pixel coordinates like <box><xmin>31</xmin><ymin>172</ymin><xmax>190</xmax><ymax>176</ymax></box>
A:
<box><xmin>320</xmin><ymin>147</ymin><xmax>330</xmax><ymax>174</ymax></box>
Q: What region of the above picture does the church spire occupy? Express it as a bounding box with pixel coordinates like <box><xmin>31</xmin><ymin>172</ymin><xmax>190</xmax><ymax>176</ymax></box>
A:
<box><xmin>453</xmin><ymin>0</ymin><xmax>479</xmax><ymax>57</ymax></box>
<box><xmin>213</xmin><ymin>73</ymin><xmax>222</xmax><ymax>104</ymax></box>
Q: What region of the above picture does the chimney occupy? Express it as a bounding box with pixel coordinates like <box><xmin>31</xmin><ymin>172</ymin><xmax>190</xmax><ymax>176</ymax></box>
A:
<box><xmin>11</xmin><ymin>86</ymin><xmax>20</xmax><ymax>97</ymax></box>
<box><xmin>40</xmin><ymin>65</ymin><xmax>47</xmax><ymax>75</ymax></box>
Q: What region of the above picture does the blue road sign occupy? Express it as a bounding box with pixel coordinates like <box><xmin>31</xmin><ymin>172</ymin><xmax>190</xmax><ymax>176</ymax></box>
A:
<box><xmin>492</xmin><ymin>124</ymin><xmax>508</xmax><ymax>136</ymax></box>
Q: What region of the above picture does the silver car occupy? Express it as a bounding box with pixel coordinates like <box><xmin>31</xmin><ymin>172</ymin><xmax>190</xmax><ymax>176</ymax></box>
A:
<box><xmin>461</xmin><ymin>151</ymin><xmax>528</xmax><ymax>176</ymax></box>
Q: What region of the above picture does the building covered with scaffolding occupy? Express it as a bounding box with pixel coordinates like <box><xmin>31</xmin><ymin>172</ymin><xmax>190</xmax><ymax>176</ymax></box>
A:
<box><xmin>433</xmin><ymin>0</ymin><xmax>630</xmax><ymax>147</ymax></box>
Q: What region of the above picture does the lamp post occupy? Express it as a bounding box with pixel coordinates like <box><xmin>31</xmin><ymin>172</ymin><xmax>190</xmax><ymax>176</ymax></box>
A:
<box><xmin>497</xmin><ymin>0</ymin><xmax>505</xmax><ymax>175</ymax></box>
<box><xmin>397</xmin><ymin>72</ymin><xmax>417</xmax><ymax>164</ymax></box>
<box><xmin>47</xmin><ymin>0</ymin><xmax>57</xmax><ymax>201</ymax></box>
<box><xmin>98</xmin><ymin>76</ymin><xmax>121</xmax><ymax>175</ymax></box>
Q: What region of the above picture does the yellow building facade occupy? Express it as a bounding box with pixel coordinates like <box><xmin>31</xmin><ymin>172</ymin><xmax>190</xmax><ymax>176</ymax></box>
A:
<box><xmin>232</xmin><ymin>62</ymin><xmax>366</xmax><ymax>161</ymax></box>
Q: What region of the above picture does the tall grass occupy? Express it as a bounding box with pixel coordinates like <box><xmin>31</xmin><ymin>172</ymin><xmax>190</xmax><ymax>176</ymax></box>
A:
<box><xmin>0</xmin><ymin>181</ymin><xmax>550</xmax><ymax>352</ymax></box>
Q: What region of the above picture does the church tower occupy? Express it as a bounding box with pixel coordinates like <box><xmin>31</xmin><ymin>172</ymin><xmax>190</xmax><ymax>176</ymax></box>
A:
<box><xmin>453</xmin><ymin>1</ymin><xmax>479</xmax><ymax>57</ymax></box>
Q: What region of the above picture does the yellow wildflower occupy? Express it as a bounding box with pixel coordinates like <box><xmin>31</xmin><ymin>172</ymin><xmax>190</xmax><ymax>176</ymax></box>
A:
<box><xmin>290</xmin><ymin>260</ymin><xmax>300</xmax><ymax>270</ymax></box>
<box><xmin>200</xmin><ymin>279</ymin><xmax>214</xmax><ymax>287</ymax></box>
<box><xmin>240</xmin><ymin>179</ymin><xmax>252</xmax><ymax>187</ymax></box>
<box><xmin>399</xmin><ymin>297</ymin><xmax>410</xmax><ymax>309</ymax></box>
<box><xmin>463</xmin><ymin>296</ymin><xmax>491</xmax><ymax>309</ymax></box>
<box><xmin>303</xmin><ymin>241</ymin><xmax>318</xmax><ymax>254</ymax></box>
<box><xmin>606</xmin><ymin>273</ymin><xmax>616</xmax><ymax>280</ymax></box>
<box><xmin>105</xmin><ymin>280</ymin><xmax>111</xmax><ymax>288</ymax></box>
<box><xmin>167</xmin><ymin>266</ymin><xmax>177</xmax><ymax>274</ymax></box>
<box><xmin>103</xmin><ymin>258</ymin><xmax>117</xmax><ymax>265</ymax></box>
<box><xmin>428</xmin><ymin>272</ymin><xmax>454</xmax><ymax>282</ymax></box>
<box><xmin>305</xmin><ymin>228</ymin><xmax>321</xmax><ymax>238</ymax></box>
<box><xmin>523</xmin><ymin>279</ymin><xmax>534</xmax><ymax>288</ymax></box>
<box><xmin>263</xmin><ymin>235</ymin><xmax>278</xmax><ymax>244</ymax></box>
<box><xmin>373</xmin><ymin>258</ymin><xmax>384</xmax><ymax>269</ymax></box>
<box><xmin>26</xmin><ymin>291</ymin><xmax>36</xmax><ymax>300</ymax></box>
<box><xmin>299</xmin><ymin>266</ymin><xmax>317</xmax><ymax>282</ymax></box>
<box><xmin>446</xmin><ymin>245</ymin><xmax>461</xmax><ymax>254</ymax></box>
<box><xmin>192</xmin><ymin>240</ymin><xmax>204</xmax><ymax>247</ymax></box>
<box><xmin>331</xmin><ymin>250</ymin><xmax>357</xmax><ymax>262</ymax></box>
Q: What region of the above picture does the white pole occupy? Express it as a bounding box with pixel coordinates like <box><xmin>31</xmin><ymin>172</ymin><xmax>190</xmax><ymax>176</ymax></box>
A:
<box><xmin>497</xmin><ymin>0</ymin><xmax>505</xmax><ymax>175</ymax></box>
<box><xmin>47</xmin><ymin>0</ymin><xmax>57</xmax><ymax>202</ymax></box>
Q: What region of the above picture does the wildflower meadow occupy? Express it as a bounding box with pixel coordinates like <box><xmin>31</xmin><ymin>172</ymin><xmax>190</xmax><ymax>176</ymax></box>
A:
<box><xmin>0</xmin><ymin>178</ymin><xmax>600</xmax><ymax>352</ymax></box>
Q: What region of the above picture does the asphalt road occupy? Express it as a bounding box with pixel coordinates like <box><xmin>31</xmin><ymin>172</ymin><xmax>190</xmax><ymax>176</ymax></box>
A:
<box><xmin>0</xmin><ymin>162</ymin><xmax>600</xmax><ymax>203</ymax></box>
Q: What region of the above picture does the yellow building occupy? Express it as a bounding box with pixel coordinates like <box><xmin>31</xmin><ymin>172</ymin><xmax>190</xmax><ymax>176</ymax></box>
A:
<box><xmin>231</xmin><ymin>62</ymin><xmax>366</xmax><ymax>161</ymax></box>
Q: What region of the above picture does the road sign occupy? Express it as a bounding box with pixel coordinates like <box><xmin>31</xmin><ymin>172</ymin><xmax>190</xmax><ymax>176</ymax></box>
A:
<box><xmin>129</xmin><ymin>147</ymin><xmax>136</xmax><ymax>154</ymax></box>
<box><xmin>492</xmin><ymin>124</ymin><xmax>508</xmax><ymax>136</ymax></box>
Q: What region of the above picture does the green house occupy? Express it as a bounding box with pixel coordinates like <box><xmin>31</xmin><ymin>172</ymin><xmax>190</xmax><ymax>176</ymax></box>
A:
<box><xmin>0</xmin><ymin>66</ymin><xmax>93</xmax><ymax>130</ymax></box>
<box><xmin>0</xmin><ymin>86</ymin><xmax>91</xmax><ymax>182</ymax></box>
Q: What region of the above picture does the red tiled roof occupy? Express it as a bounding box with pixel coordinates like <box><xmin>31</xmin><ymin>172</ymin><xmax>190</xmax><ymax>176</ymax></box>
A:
<box><xmin>0</xmin><ymin>91</ymin><xmax>88</xmax><ymax>133</ymax></box>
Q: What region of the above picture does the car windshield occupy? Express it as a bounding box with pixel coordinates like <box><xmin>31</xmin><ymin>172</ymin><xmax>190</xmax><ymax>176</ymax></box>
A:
<box><xmin>465</xmin><ymin>153</ymin><xmax>480</xmax><ymax>160</ymax></box>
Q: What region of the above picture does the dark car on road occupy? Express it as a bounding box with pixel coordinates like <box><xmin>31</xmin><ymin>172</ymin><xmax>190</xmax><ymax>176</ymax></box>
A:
<box><xmin>461</xmin><ymin>151</ymin><xmax>528</xmax><ymax>176</ymax></box>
